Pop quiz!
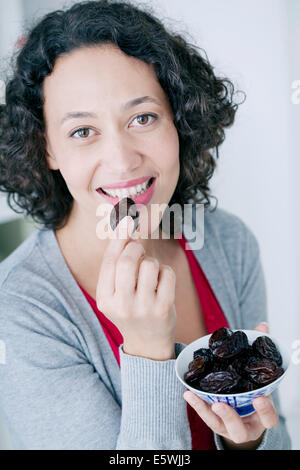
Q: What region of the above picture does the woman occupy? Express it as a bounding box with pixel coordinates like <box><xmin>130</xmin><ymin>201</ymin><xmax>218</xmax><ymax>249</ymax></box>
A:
<box><xmin>0</xmin><ymin>0</ymin><xmax>291</xmax><ymax>450</ymax></box>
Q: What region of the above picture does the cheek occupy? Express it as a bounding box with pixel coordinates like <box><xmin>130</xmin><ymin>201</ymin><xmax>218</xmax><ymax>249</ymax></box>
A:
<box><xmin>59</xmin><ymin>157</ymin><xmax>90</xmax><ymax>192</ymax></box>
<box><xmin>156</xmin><ymin>124</ymin><xmax>180</xmax><ymax>172</ymax></box>
<box><xmin>46</xmin><ymin>131</ymin><xmax>90</xmax><ymax>191</ymax></box>
<box><xmin>166</xmin><ymin>129</ymin><xmax>180</xmax><ymax>182</ymax></box>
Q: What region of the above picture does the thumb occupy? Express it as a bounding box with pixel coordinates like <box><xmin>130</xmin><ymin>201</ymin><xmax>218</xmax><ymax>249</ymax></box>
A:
<box><xmin>254</xmin><ymin>322</ymin><xmax>269</xmax><ymax>333</ymax></box>
<box><xmin>115</xmin><ymin>215</ymin><xmax>135</xmax><ymax>239</ymax></box>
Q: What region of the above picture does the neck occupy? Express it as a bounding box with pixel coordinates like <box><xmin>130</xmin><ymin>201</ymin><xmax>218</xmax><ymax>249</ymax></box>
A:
<box><xmin>54</xmin><ymin>203</ymin><xmax>180</xmax><ymax>295</ymax></box>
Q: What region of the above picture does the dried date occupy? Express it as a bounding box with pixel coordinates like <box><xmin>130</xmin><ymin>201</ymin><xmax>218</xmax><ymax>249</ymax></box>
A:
<box><xmin>228</xmin><ymin>349</ymin><xmax>252</xmax><ymax>376</ymax></box>
<box><xmin>184</xmin><ymin>328</ymin><xmax>285</xmax><ymax>394</ymax></box>
<box><xmin>244</xmin><ymin>357</ymin><xmax>284</xmax><ymax>386</ymax></box>
<box><xmin>199</xmin><ymin>371</ymin><xmax>240</xmax><ymax>394</ymax></box>
<box><xmin>184</xmin><ymin>356</ymin><xmax>210</xmax><ymax>385</ymax></box>
<box><xmin>252</xmin><ymin>336</ymin><xmax>282</xmax><ymax>366</ymax></box>
<box><xmin>235</xmin><ymin>378</ymin><xmax>257</xmax><ymax>393</ymax></box>
<box><xmin>110</xmin><ymin>197</ymin><xmax>139</xmax><ymax>231</ymax></box>
<box><xmin>211</xmin><ymin>357</ymin><xmax>230</xmax><ymax>372</ymax></box>
<box><xmin>193</xmin><ymin>347</ymin><xmax>213</xmax><ymax>361</ymax></box>
<box><xmin>212</xmin><ymin>330</ymin><xmax>249</xmax><ymax>360</ymax></box>
<box><xmin>209</xmin><ymin>327</ymin><xmax>233</xmax><ymax>351</ymax></box>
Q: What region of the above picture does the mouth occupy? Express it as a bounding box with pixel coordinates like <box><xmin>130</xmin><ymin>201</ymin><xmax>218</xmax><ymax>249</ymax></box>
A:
<box><xmin>96</xmin><ymin>177</ymin><xmax>156</xmax><ymax>205</ymax></box>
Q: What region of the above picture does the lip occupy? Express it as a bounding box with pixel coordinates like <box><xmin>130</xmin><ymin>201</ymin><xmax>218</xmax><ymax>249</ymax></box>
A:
<box><xmin>96</xmin><ymin>177</ymin><xmax>156</xmax><ymax>205</ymax></box>
<box><xmin>100</xmin><ymin>175</ymin><xmax>153</xmax><ymax>190</ymax></box>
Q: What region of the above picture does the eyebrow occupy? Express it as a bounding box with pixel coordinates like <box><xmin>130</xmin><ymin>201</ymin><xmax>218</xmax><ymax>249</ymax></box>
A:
<box><xmin>60</xmin><ymin>96</ymin><xmax>161</xmax><ymax>125</ymax></box>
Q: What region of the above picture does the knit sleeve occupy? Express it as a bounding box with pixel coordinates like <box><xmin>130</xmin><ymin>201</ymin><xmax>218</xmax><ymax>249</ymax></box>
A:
<box><xmin>117</xmin><ymin>342</ymin><xmax>191</xmax><ymax>449</ymax></box>
<box><xmin>214</xmin><ymin>222</ymin><xmax>292</xmax><ymax>450</ymax></box>
<box><xmin>0</xmin><ymin>289</ymin><xmax>191</xmax><ymax>449</ymax></box>
<box><xmin>237</xmin><ymin>224</ymin><xmax>269</xmax><ymax>329</ymax></box>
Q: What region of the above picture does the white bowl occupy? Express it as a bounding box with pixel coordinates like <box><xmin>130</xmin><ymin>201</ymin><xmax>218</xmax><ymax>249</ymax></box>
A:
<box><xmin>175</xmin><ymin>330</ymin><xmax>290</xmax><ymax>417</ymax></box>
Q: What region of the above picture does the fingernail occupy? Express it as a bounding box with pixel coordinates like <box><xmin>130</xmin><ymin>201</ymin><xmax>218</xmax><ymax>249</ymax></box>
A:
<box><xmin>254</xmin><ymin>398</ymin><xmax>266</xmax><ymax>410</ymax></box>
<box><xmin>184</xmin><ymin>391</ymin><xmax>198</xmax><ymax>405</ymax></box>
<box><xmin>126</xmin><ymin>216</ymin><xmax>134</xmax><ymax>236</ymax></box>
<box><xmin>117</xmin><ymin>216</ymin><xmax>132</xmax><ymax>238</ymax></box>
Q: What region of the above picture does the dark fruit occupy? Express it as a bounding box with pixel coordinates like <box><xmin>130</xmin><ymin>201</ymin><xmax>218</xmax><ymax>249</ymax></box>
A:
<box><xmin>110</xmin><ymin>197</ymin><xmax>139</xmax><ymax>232</ymax></box>
<box><xmin>244</xmin><ymin>357</ymin><xmax>284</xmax><ymax>386</ymax></box>
<box><xmin>184</xmin><ymin>328</ymin><xmax>284</xmax><ymax>394</ymax></box>
<box><xmin>199</xmin><ymin>371</ymin><xmax>240</xmax><ymax>394</ymax></box>
<box><xmin>212</xmin><ymin>331</ymin><xmax>249</xmax><ymax>360</ymax></box>
<box><xmin>193</xmin><ymin>348</ymin><xmax>213</xmax><ymax>361</ymax></box>
<box><xmin>252</xmin><ymin>336</ymin><xmax>282</xmax><ymax>366</ymax></box>
<box><xmin>209</xmin><ymin>327</ymin><xmax>233</xmax><ymax>351</ymax></box>
<box><xmin>184</xmin><ymin>356</ymin><xmax>210</xmax><ymax>385</ymax></box>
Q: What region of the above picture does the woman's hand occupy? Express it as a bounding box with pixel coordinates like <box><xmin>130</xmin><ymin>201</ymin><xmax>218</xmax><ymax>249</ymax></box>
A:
<box><xmin>96</xmin><ymin>216</ymin><xmax>177</xmax><ymax>361</ymax></box>
<box><xmin>183</xmin><ymin>322</ymin><xmax>279</xmax><ymax>449</ymax></box>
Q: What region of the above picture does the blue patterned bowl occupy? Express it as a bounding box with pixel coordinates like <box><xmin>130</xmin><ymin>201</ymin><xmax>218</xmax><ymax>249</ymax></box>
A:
<box><xmin>175</xmin><ymin>330</ymin><xmax>290</xmax><ymax>417</ymax></box>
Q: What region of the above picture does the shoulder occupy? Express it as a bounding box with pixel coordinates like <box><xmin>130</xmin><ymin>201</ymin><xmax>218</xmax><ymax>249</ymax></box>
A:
<box><xmin>187</xmin><ymin>206</ymin><xmax>268</xmax><ymax>330</ymax></box>
<box><xmin>0</xmin><ymin>228</ymin><xmax>39</xmax><ymax>289</ymax></box>
<box><xmin>183</xmin><ymin>202</ymin><xmax>262</xmax><ymax>271</ymax></box>
<box><xmin>0</xmin><ymin>228</ymin><xmax>81</xmax><ymax>347</ymax></box>
<box><xmin>0</xmin><ymin>228</ymin><xmax>57</xmax><ymax>306</ymax></box>
<box><xmin>204</xmin><ymin>206</ymin><xmax>259</xmax><ymax>245</ymax></box>
<box><xmin>189</xmin><ymin>205</ymin><xmax>264</xmax><ymax>308</ymax></box>
<box><xmin>202</xmin><ymin>205</ymin><xmax>261</xmax><ymax>262</ymax></box>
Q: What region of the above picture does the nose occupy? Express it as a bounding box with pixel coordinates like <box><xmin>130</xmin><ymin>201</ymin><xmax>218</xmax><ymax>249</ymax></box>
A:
<box><xmin>101</xmin><ymin>132</ymin><xmax>142</xmax><ymax>174</ymax></box>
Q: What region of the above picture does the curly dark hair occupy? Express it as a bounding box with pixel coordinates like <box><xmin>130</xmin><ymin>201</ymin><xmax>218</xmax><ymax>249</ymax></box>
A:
<box><xmin>0</xmin><ymin>0</ymin><xmax>243</xmax><ymax>231</ymax></box>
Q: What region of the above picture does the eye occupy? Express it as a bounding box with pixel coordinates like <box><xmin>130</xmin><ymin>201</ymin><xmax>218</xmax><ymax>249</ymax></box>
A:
<box><xmin>70</xmin><ymin>128</ymin><xmax>96</xmax><ymax>139</ymax></box>
<box><xmin>69</xmin><ymin>114</ymin><xmax>157</xmax><ymax>139</ymax></box>
<box><xmin>131</xmin><ymin>113</ymin><xmax>157</xmax><ymax>127</ymax></box>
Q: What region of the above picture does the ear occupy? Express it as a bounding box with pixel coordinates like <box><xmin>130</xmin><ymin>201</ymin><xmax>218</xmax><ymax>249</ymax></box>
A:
<box><xmin>45</xmin><ymin>137</ymin><xmax>59</xmax><ymax>170</ymax></box>
<box><xmin>46</xmin><ymin>152</ymin><xmax>59</xmax><ymax>170</ymax></box>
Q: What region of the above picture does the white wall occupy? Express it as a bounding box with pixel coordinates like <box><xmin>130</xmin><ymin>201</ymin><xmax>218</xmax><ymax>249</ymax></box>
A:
<box><xmin>0</xmin><ymin>0</ymin><xmax>24</xmax><ymax>224</ymax></box>
<box><xmin>0</xmin><ymin>0</ymin><xmax>299</xmax><ymax>449</ymax></box>
<box><xmin>148</xmin><ymin>0</ymin><xmax>300</xmax><ymax>448</ymax></box>
<box><xmin>284</xmin><ymin>0</ymin><xmax>300</xmax><ymax>447</ymax></box>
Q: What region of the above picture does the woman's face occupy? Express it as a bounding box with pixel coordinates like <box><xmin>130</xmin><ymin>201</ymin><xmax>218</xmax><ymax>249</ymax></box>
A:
<box><xmin>43</xmin><ymin>44</ymin><xmax>180</xmax><ymax>237</ymax></box>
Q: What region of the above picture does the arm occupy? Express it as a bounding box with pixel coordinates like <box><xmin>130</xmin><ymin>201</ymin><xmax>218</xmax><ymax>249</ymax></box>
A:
<box><xmin>183</xmin><ymin>222</ymin><xmax>292</xmax><ymax>450</ymax></box>
<box><xmin>0</xmin><ymin>290</ymin><xmax>191</xmax><ymax>450</ymax></box>
<box><xmin>215</xmin><ymin>225</ymin><xmax>291</xmax><ymax>450</ymax></box>
<box><xmin>118</xmin><ymin>342</ymin><xmax>191</xmax><ymax>449</ymax></box>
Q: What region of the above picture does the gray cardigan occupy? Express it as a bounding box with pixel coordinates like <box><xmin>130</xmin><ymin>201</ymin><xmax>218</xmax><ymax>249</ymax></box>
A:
<box><xmin>0</xmin><ymin>206</ymin><xmax>291</xmax><ymax>450</ymax></box>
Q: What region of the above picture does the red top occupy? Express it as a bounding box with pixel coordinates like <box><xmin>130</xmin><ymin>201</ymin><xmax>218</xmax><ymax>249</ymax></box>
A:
<box><xmin>77</xmin><ymin>233</ymin><xmax>229</xmax><ymax>450</ymax></box>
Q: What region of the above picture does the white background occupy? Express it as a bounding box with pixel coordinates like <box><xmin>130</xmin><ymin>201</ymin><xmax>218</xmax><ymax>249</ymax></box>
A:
<box><xmin>0</xmin><ymin>0</ymin><xmax>299</xmax><ymax>449</ymax></box>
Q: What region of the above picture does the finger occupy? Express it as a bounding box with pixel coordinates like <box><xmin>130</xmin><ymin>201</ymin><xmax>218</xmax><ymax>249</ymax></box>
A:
<box><xmin>254</xmin><ymin>322</ymin><xmax>269</xmax><ymax>333</ymax></box>
<box><xmin>136</xmin><ymin>256</ymin><xmax>160</xmax><ymax>296</ymax></box>
<box><xmin>252</xmin><ymin>396</ymin><xmax>279</xmax><ymax>429</ymax></box>
<box><xmin>115</xmin><ymin>241</ymin><xmax>146</xmax><ymax>294</ymax></box>
<box><xmin>155</xmin><ymin>265</ymin><xmax>176</xmax><ymax>303</ymax></box>
<box><xmin>97</xmin><ymin>216</ymin><xmax>134</xmax><ymax>298</ymax></box>
<box><xmin>211</xmin><ymin>402</ymin><xmax>249</xmax><ymax>444</ymax></box>
<box><xmin>115</xmin><ymin>215</ymin><xmax>135</xmax><ymax>240</ymax></box>
<box><xmin>183</xmin><ymin>392</ymin><xmax>226</xmax><ymax>436</ymax></box>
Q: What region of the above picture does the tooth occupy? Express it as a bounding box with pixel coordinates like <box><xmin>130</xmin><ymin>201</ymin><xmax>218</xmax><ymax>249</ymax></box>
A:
<box><xmin>115</xmin><ymin>189</ymin><xmax>123</xmax><ymax>198</ymax></box>
<box><xmin>102</xmin><ymin>178</ymin><xmax>151</xmax><ymax>197</ymax></box>
<box><xmin>129</xmin><ymin>186</ymin><xmax>138</xmax><ymax>196</ymax></box>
